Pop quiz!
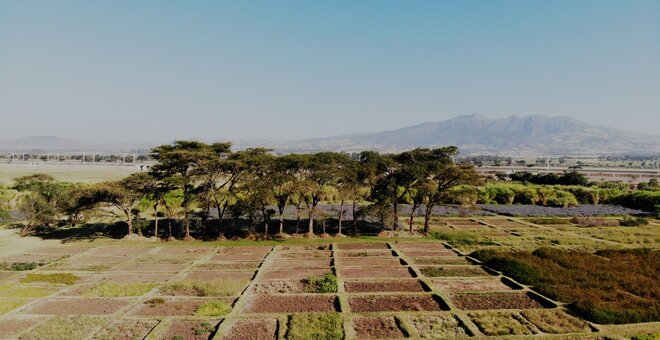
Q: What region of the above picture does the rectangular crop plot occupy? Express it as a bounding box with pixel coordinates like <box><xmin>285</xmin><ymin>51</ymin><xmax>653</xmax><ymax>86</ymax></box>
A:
<box><xmin>268</xmin><ymin>259</ymin><xmax>332</xmax><ymax>269</ymax></box>
<box><xmin>274</xmin><ymin>250</ymin><xmax>332</xmax><ymax>259</ymax></box>
<box><xmin>223</xmin><ymin>318</ymin><xmax>278</xmax><ymax>340</ymax></box>
<box><xmin>335</xmin><ymin>243</ymin><xmax>389</xmax><ymax>250</ymax></box>
<box><xmin>432</xmin><ymin>278</ymin><xmax>519</xmax><ymax>292</ymax></box>
<box><xmin>335</xmin><ymin>258</ymin><xmax>403</xmax><ymax>267</ymax></box>
<box><xmin>100</xmin><ymin>273</ymin><xmax>174</xmax><ymax>283</ymax></box>
<box><xmin>131</xmin><ymin>298</ymin><xmax>234</xmax><ymax>316</ymax></box>
<box><xmin>401</xmin><ymin>250</ymin><xmax>458</xmax><ymax>257</ymax></box>
<box><xmin>155</xmin><ymin>246</ymin><xmax>213</xmax><ymax>254</ymax></box>
<box><xmin>182</xmin><ymin>271</ymin><xmax>255</xmax><ymax>281</ymax></box>
<box><xmin>349</xmin><ymin>295</ymin><xmax>448</xmax><ymax>312</ymax></box>
<box><xmin>353</xmin><ymin>316</ymin><xmax>407</xmax><ymax>339</ymax></box>
<box><xmin>92</xmin><ymin>319</ymin><xmax>159</xmax><ymax>340</ymax></box>
<box><xmin>243</xmin><ymin>295</ymin><xmax>338</xmax><ymax>313</ymax></box>
<box><xmin>344</xmin><ymin>280</ymin><xmax>427</xmax><ymax>293</ymax></box>
<box><xmin>338</xmin><ymin>267</ymin><xmax>414</xmax><ymax>279</ymax></box>
<box><xmin>111</xmin><ymin>263</ymin><xmax>188</xmax><ymax>272</ymax></box>
<box><xmin>210</xmin><ymin>253</ymin><xmax>267</xmax><ymax>261</ymax></box>
<box><xmin>469</xmin><ymin>311</ymin><xmax>536</xmax><ymax>336</ymax></box>
<box><xmin>411</xmin><ymin>256</ymin><xmax>470</xmax><ymax>265</ymax></box>
<box><xmin>260</xmin><ymin>268</ymin><xmax>329</xmax><ymax>280</ymax></box>
<box><xmin>409</xmin><ymin>314</ymin><xmax>471</xmax><ymax>338</ymax></box>
<box><xmin>25</xmin><ymin>298</ymin><xmax>128</xmax><ymax>315</ymax></box>
<box><xmin>451</xmin><ymin>292</ymin><xmax>546</xmax><ymax>310</ymax></box>
<box><xmin>89</xmin><ymin>247</ymin><xmax>152</xmax><ymax>255</ymax></box>
<box><xmin>160</xmin><ymin>320</ymin><xmax>220</xmax><ymax>340</ymax></box>
<box><xmin>194</xmin><ymin>262</ymin><xmax>262</xmax><ymax>271</ymax></box>
<box><xmin>334</xmin><ymin>250</ymin><xmax>395</xmax><ymax>257</ymax></box>
<box><xmin>395</xmin><ymin>242</ymin><xmax>447</xmax><ymax>250</ymax></box>
<box><xmin>420</xmin><ymin>266</ymin><xmax>491</xmax><ymax>277</ymax></box>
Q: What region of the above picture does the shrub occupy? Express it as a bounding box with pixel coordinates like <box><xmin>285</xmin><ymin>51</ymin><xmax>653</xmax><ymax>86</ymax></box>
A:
<box><xmin>306</xmin><ymin>273</ymin><xmax>338</xmax><ymax>293</ymax></box>
<box><xmin>2</xmin><ymin>262</ymin><xmax>39</xmax><ymax>271</ymax></box>
<box><xmin>287</xmin><ymin>313</ymin><xmax>343</xmax><ymax>340</ymax></box>
<box><xmin>525</xmin><ymin>218</ymin><xmax>567</xmax><ymax>225</ymax></box>
<box><xmin>619</xmin><ymin>216</ymin><xmax>650</xmax><ymax>227</ymax></box>
<box><xmin>21</xmin><ymin>273</ymin><xmax>79</xmax><ymax>285</ymax></box>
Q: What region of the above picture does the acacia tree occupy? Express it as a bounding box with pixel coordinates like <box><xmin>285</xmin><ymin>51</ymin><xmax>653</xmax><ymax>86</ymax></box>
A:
<box><xmin>270</xmin><ymin>154</ymin><xmax>298</xmax><ymax>237</ymax></box>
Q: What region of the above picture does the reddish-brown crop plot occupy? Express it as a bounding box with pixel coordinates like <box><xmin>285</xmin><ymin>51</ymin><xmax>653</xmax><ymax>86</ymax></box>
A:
<box><xmin>335</xmin><ymin>257</ymin><xmax>403</xmax><ymax>267</ymax></box>
<box><xmin>93</xmin><ymin>319</ymin><xmax>159</xmax><ymax>340</ymax></box>
<box><xmin>29</xmin><ymin>247</ymin><xmax>91</xmax><ymax>255</ymax></box>
<box><xmin>0</xmin><ymin>317</ymin><xmax>43</xmax><ymax>338</ymax></box>
<box><xmin>395</xmin><ymin>242</ymin><xmax>447</xmax><ymax>250</ymax></box>
<box><xmin>224</xmin><ymin>318</ymin><xmax>278</xmax><ymax>340</ymax></box>
<box><xmin>335</xmin><ymin>243</ymin><xmax>389</xmax><ymax>250</ymax></box>
<box><xmin>401</xmin><ymin>249</ymin><xmax>458</xmax><ymax>257</ymax></box>
<box><xmin>183</xmin><ymin>271</ymin><xmax>255</xmax><ymax>281</ymax></box>
<box><xmin>243</xmin><ymin>295</ymin><xmax>338</xmax><ymax>313</ymax></box>
<box><xmin>131</xmin><ymin>298</ymin><xmax>234</xmax><ymax>316</ymax></box>
<box><xmin>210</xmin><ymin>253</ymin><xmax>267</xmax><ymax>261</ymax></box>
<box><xmin>160</xmin><ymin>320</ymin><xmax>220</xmax><ymax>340</ymax></box>
<box><xmin>155</xmin><ymin>246</ymin><xmax>213</xmax><ymax>254</ymax></box>
<box><xmin>451</xmin><ymin>292</ymin><xmax>545</xmax><ymax>310</ymax></box>
<box><xmin>353</xmin><ymin>316</ymin><xmax>407</xmax><ymax>339</ymax></box>
<box><xmin>111</xmin><ymin>263</ymin><xmax>188</xmax><ymax>272</ymax></box>
<box><xmin>1</xmin><ymin>253</ymin><xmax>65</xmax><ymax>264</ymax></box>
<box><xmin>194</xmin><ymin>262</ymin><xmax>262</xmax><ymax>271</ymax></box>
<box><xmin>334</xmin><ymin>249</ymin><xmax>395</xmax><ymax>257</ymax></box>
<box><xmin>344</xmin><ymin>280</ymin><xmax>427</xmax><ymax>293</ymax></box>
<box><xmin>274</xmin><ymin>250</ymin><xmax>332</xmax><ymax>259</ymax></box>
<box><xmin>411</xmin><ymin>256</ymin><xmax>470</xmax><ymax>265</ymax></box>
<box><xmin>65</xmin><ymin>255</ymin><xmax>131</xmax><ymax>264</ymax></box>
<box><xmin>349</xmin><ymin>295</ymin><xmax>448</xmax><ymax>312</ymax></box>
<box><xmin>0</xmin><ymin>271</ymin><xmax>14</xmax><ymax>281</ymax></box>
<box><xmin>338</xmin><ymin>267</ymin><xmax>414</xmax><ymax>279</ymax></box>
<box><xmin>252</xmin><ymin>280</ymin><xmax>309</xmax><ymax>294</ymax></box>
<box><xmin>88</xmin><ymin>247</ymin><xmax>152</xmax><ymax>255</ymax></box>
<box><xmin>419</xmin><ymin>265</ymin><xmax>491</xmax><ymax>277</ymax></box>
<box><xmin>269</xmin><ymin>258</ymin><xmax>332</xmax><ymax>269</ymax></box>
<box><xmin>100</xmin><ymin>273</ymin><xmax>174</xmax><ymax>283</ymax></box>
<box><xmin>25</xmin><ymin>298</ymin><xmax>128</xmax><ymax>315</ymax></box>
<box><xmin>222</xmin><ymin>246</ymin><xmax>273</xmax><ymax>254</ymax></box>
<box><xmin>260</xmin><ymin>268</ymin><xmax>329</xmax><ymax>280</ymax></box>
<box><xmin>432</xmin><ymin>278</ymin><xmax>518</xmax><ymax>292</ymax></box>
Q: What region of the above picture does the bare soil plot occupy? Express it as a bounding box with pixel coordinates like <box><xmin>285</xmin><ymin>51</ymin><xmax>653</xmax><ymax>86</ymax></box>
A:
<box><xmin>243</xmin><ymin>295</ymin><xmax>338</xmax><ymax>313</ymax></box>
<box><xmin>273</xmin><ymin>251</ymin><xmax>331</xmax><ymax>259</ymax></box>
<box><xmin>420</xmin><ymin>266</ymin><xmax>491</xmax><ymax>278</ymax></box>
<box><xmin>468</xmin><ymin>311</ymin><xmax>536</xmax><ymax>336</ymax></box>
<box><xmin>0</xmin><ymin>316</ymin><xmax>43</xmax><ymax>338</ymax></box>
<box><xmin>336</xmin><ymin>257</ymin><xmax>403</xmax><ymax>267</ymax></box>
<box><xmin>92</xmin><ymin>319</ymin><xmax>159</xmax><ymax>340</ymax></box>
<box><xmin>133</xmin><ymin>253</ymin><xmax>201</xmax><ymax>264</ymax></box>
<box><xmin>411</xmin><ymin>256</ymin><xmax>470</xmax><ymax>265</ymax></box>
<box><xmin>194</xmin><ymin>262</ymin><xmax>262</xmax><ymax>271</ymax></box>
<box><xmin>344</xmin><ymin>280</ymin><xmax>427</xmax><ymax>293</ymax></box>
<box><xmin>260</xmin><ymin>268</ymin><xmax>328</xmax><ymax>280</ymax></box>
<box><xmin>353</xmin><ymin>316</ymin><xmax>407</xmax><ymax>339</ymax></box>
<box><xmin>451</xmin><ymin>292</ymin><xmax>545</xmax><ymax>310</ymax></box>
<box><xmin>395</xmin><ymin>242</ymin><xmax>447</xmax><ymax>250</ymax></box>
<box><xmin>269</xmin><ymin>258</ymin><xmax>332</xmax><ymax>268</ymax></box>
<box><xmin>183</xmin><ymin>271</ymin><xmax>255</xmax><ymax>281</ymax></box>
<box><xmin>409</xmin><ymin>314</ymin><xmax>471</xmax><ymax>338</ymax></box>
<box><xmin>334</xmin><ymin>249</ymin><xmax>395</xmax><ymax>257</ymax></box>
<box><xmin>224</xmin><ymin>318</ymin><xmax>278</xmax><ymax>340</ymax></box>
<box><xmin>25</xmin><ymin>298</ymin><xmax>128</xmax><ymax>315</ymax></box>
<box><xmin>401</xmin><ymin>250</ymin><xmax>458</xmax><ymax>257</ymax></box>
<box><xmin>444</xmin><ymin>219</ymin><xmax>482</xmax><ymax>225</ymax></box>
<box><xmin>338</xmin><ymin>267</ymin><xmax>414</xmax><ymax>279</ymax></box>
<box><xmin>160</xmin><ymin>319</ymin><xmax>220</xmax><ymax>340</ymax></box>
<box><xmin>111</xmin><ymin>263</ymin><xmax>189</xmax><ymax>272</ymax></box>
<box><xmin>100</xmin><ymin>273</ymin><xmax>174</xmax><ymax>283</ymax></box>
<box><xmin>349</xmin><ymin>295</ymin><xmax>448</xmax><ymax>312</ymax></box>
<box><xmin>210</xmin><ymin>253</ymin><xmax>267</xmax><ymax>261</ymax></box>
<box><xmin>335</xmin><ymin>243</ymin><xmax>389</xmax><ymax>250</ymax></box>
<box><xmin>221</xmin><ymin>246</ymin><xmax>273</xmax><ymax>254</ymax></box>
<box><xmin>88</xmin><ymin>247</ymin><xmax>152</xmax><ymax>255</ymax></box>
<box><xmin>253</xmin><ymin>280</ymin><xmax>308</xmax><ymax>294</ymax></box>
<box><xmin>131</xmin><ymin>298</ymin><xmax>233</xmax><ymax>316</ymax></box>
<box><xmin>432</xmin><ymin>278</ymin><xmax>519</xmax><ymax>293</ymax></box>
<box><xmin>28</xmin><ymin>247</ymin><xmax>90</xmax><ymax>255</ymax></box>
<box><xmin>155</xmin><ymin>246</ymin><xmax>213</xmax><ymax>254</ymax></box>
<box><xmin>1</xmin><ymin>253</ymin><xmax>65</xmax><ymax>264</ymax></box>
<box><xmin>0</xmin><ymin>272</ymin><xmax>15</xmax><ymax>281</ymax></box>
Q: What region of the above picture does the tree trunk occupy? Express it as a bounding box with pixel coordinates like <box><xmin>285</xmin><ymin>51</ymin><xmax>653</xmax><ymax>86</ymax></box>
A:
<box><xmin>423</xmin><ymin>204</ymin><xmax>433</xmax><ymax>235</ymax></box>
<box><xmin>168</xmin><ymin>219</ymin><xmax>173</xmax><ymax>239</ymax></box>
<box><xmin>215</xmin><ymin>202</ymin><xmax>225</xmax><ymax>238</ymax></box>
<box><xmin>262</xmin><ymin>206</ymin><xmax>269</xmax><ymax>240</ymax></box>
<box><xmin>295</xmin><ymin>203</ymin><xmax>302</xmax><ymax>234</ymax></box>
<box><xmin>352</xmin><ymin>200</ymin><xmax>358</xmax><ymax>236</ymax></box>
<box><xmin>153</xmin><ymin>202</ymin><xmax>159</xmax><ymax>238</ymax></box>
<box><xmin>338</xmin><ymin>200</ymin><xmax>344</xmax><ymax>235</ymax></box>
<box><xmin>307</xmin><ymin>207</ymin><xmax>315</xmax><ymax>235</ymax></box>
<box><xmin>409</xmin><ymin>203</ymin><xmax>419</xmax><ymax>233</ymax></box>
<box><xmin>126</xmin><ymin>212</ymin><xmax>133</xmax><ymax>236</ymax></box>
<box><xmin>392</xmin><ymin>201</ymin><xmax>399</xmax><ymax>231</ymax></box>
<box><xmin>278</xmin><ymin>205</ymin><xmax>285</xmax><ymax>235</ymax></box>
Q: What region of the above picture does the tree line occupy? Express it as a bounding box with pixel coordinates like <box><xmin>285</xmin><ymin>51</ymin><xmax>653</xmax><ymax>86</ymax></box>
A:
<box><xmin>4</xmin><ymin>142</ymin><xmax>481</xmax><ymax>240</ymax></box>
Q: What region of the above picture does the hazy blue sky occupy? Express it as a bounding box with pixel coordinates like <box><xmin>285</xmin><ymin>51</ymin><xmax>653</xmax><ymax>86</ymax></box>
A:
<box><xmin>0</xmin><ymin>1</ymin><xmax>658</xmax><ymax>143</ymax></box>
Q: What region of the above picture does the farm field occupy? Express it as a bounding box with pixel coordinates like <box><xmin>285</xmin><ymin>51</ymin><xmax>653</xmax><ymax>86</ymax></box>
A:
<box><xmin>0</xmin><ymin>222</ymin><xmax>658</xmax><ymax>339</ymax></box>
<box><xmin>0</xmin><ymin>163</ymin><xmax>140</xmax><ymax>184</ymax></box>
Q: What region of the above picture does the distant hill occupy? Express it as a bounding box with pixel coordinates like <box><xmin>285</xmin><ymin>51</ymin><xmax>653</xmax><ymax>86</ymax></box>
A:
<box><xmin>0</xmin><ymin>136</ymin><xmax>151</xmax><ymax>152</ymax></box>
<box><xmin>236</xmin><ymin>114</ymin><xmax>660</xmax><ymax>155</ymax></box>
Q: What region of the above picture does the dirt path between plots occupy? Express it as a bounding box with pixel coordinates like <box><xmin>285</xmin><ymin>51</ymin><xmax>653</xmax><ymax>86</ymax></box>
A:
<box><xmin>0</xmin><ymin>229</ymin><xmax>61</xmax><ymax>258</ymax></box>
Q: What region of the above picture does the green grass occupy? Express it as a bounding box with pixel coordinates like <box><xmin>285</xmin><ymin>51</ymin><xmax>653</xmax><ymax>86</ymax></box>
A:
<box><xmin>0</xmin><ymin>284</ymin><xmax>56</xmax><ymax>298</ymax></box>
<box><xmin>21</xmin><ymin>273</ymin><xmax>79</xmax><ymax>285</ymax></box>
<box><xmin>305</xmin><ymin>273</ymin><xmax>338</xmax><ymax>293</ymax></box>
<box><xmin>82</xmin><ymin>281</ymin><xmax>157</xmax><ymax>297</ymax></box>
<box><xmin>161</xmin><ymin>280</ymin><xmax>247</xmax><ymax>297</ymax></box>
<box><xmin>287</xmin><ymin>313</ymin><xmax>343</xmax><ymax>340</ymax></box>
<box><xmin>0</xmin><ymin>299</ymin><xmax>27</xmax><ymax>314</ymax></box>
<box><xmin>194</xmin><ymin>301</ymin><xmax>232</xmax><ymax>316</ymax></box>
<box><xmin>18</xmin><ymin>316</ymin><xmax>106</xmax><ymax>340</ymax></box>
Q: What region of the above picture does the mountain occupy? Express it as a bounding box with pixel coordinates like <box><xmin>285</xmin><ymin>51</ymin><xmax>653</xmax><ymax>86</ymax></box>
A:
<box><xmin>235</xmin><ymin>114</ymin><xmax>660</xmax><ymax>155</ymax></box>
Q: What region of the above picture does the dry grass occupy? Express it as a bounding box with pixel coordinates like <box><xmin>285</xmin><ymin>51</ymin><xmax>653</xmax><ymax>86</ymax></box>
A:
<box><xmin>468</xmin><ymin>311</ymin><xmax>535</xmax><ymax>336</ymax></box>
<box><xmin>82</xmin><ymin>281</ymin><xmax>158</xmax><ymax>297</ymax></box>
<box><xmin>521</xmin><ymin>310</ymin><xmax>591</xmax><ymax>334</ymax></box>
<box><xmin>160</xmin><ymin>279</ymin><xmax>248</xmax><ymax>297</ymax></box>
<box><xmin>18</xmin><ymin>315</ymin><xmax>106</xmax><ymax>339</ymax></box>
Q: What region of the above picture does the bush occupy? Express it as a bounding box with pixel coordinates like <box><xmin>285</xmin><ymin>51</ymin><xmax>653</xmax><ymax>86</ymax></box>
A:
<box><xmin>287</xmin><ymin>313</ymin><xmax>343</xmax><ymax>340</ymax></box>
<box><xmin>306</xmin><ymin>273</ymin><xmax>338</xmax><ymax>293</ymax></box>
<box><xmin>607</xmin><ymin>190</ymin><xmax>660</xmax><ymax>212</ymax></box>
<box><xmin>619</xmin><ymin>216</ymin><xmax>650</xmax><ymax>227</ymax></box>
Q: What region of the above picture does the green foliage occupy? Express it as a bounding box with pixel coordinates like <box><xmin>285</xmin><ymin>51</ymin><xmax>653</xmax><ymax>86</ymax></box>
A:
<box><xmin>525</xmin><ymin>217</ymin><xmax>568</xmax><ymax>225</ymax></box>
<box><xmin>471</xmin><ymin>248</ymin><xmax>660</xmax><ymax>324</ymax></box>
<box><xmin>0</xmin><ymin>262</ymin><xmax>39</xmax><ymax>271</ymax></box>
<box><xmin>608</xmin><ymin>190</ymin><xmax>660</xmax><ymax>212</ymax></box>
<box><xmin>21</xmin><ymin>273</ymin><xmax>80</xmax><ymax>285</ymax></box>
<box><xmin>432</xmin><ymin>230</ymin><xmax>494</xmax><ymax>246</ymax></box>
<box><xmin>632</xmin><ymin>332</ymin><xmax>660</xmax><ymax>340</ymax></box>
<box><xmin>619</xmin><ymin>216</ymin><xmax>650</xmax><ymax>226</ymax></box>
<box><xmin>287</xmin><ymin>313</ymin><xmax>343</xmax><ymax>340</ymax></box>
<box><xmin>305</xmin><ymin>272</ymin><xmax>338</xmax><ymax>293</ymax></box>
<box><xmin>82</xmin><ymin>281</ymin><xmax>157</xmax><ymax>297</ymax></box>
<box><xmin>194</xmin><ymin>300</ymin><xmax>232</xmax><ymax>316</ymax></box>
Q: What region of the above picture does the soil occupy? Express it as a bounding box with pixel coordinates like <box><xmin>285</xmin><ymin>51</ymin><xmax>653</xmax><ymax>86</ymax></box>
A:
<box><xmin>221</xmin><ymin>246</ymin><xmax>273</xmax><ymax>254</ymax></box>
<box><xmin>274</xmin><ymin>251</ymin><xmax>331</xmax><ymax>259</ymax></box>
<box><xmin>210</xmin><ymin>253</ymin><xmax>266</xmax><ymax>261</ymax></box>
<box><xmin>395</xmin><ymin>242</ymin><xmax>448</xmax><ymax>250</ymax></box>
<box><xmin>92</xmin><ymin>319</ymin><xmax>159</xmax><ymax>340</ymax></box>
<box><xmin>268</xmin><ymin>259</ymin><xmax>332</xmax><ymax>268</ymax></box>
<box><xmin>348</xmin><ymin>295</ymin><xmax>447</xmax><ymax>312</ymax></box>
<box><xmin>353</xmin><ymin>316</ymin><xmax>406</xmax><ymax>339</ymax></box>
<box><xmin>29</xmin><ymin>247</ymin><xmax>90</xmax><ymax>255</ymax></box>
<box><xmin>156</xmin><ymin>247</ymin><xmax>212</xmax><ymax>254</ymax></box>
<box><xmin>89</xmin><ymin>247</ymin><xmax>152</xmax><ymax>255</ymax></box>
<box><xmin>183</xmin><ymin>271</ymin><xmax>255</xmax><ymax>281</ymax></box>
<box><xmin>335</xmin><ymin>243</ymin><xmax>389</xmax><ymax>250</ymax></box>
<box><xmin>411</xmin><ymin>256</ymin><xmax>470</xmax><ymax>265</ymax></box>
<box><xmin>26</xmin><ymin>298</ymin><xmax>128</xmax><ymax>315</ymax></box>
<box><xmin>224</xmin><ymin>318</ymin><xmax>278</xmax><ymax>340</ymax></box>
<box><xmin>1</xmin><ymin>253</ymin><xmax>64</xmax><ymax>264</ymax></box>
<box><xmin>243</xmin><ymin>295</ymin><xmax>338</xmax><ymax>313</ymax></box>
<box><xmin>111</xmin><ymin>263</ymin><xmax>189</xmax><ymax>272</ymax></box>
<box><xmin>432</xmin><ymin>278</ymin><xmax>515</xmax><ymax>292</ymax></box>
<box><xmin>160</xmin><ymin>320</ymin><xmax>220</xmax><ymax>340</ymax></box>
<box><xmin>334</xmin><ymin>250</ymin><xmax>395</xmax><ymax>257</ymax></box>
<box><xmin>260</xmin><ymin>268</ymin><xmax>329</xmax><ymax>280</ymax></box>
<box><xmin>0</xmin><ymin>317</ymin><xmax>43</xmax><ymax>338</ymax></box>
<box><xmin>101</xmin><ymin>273</ymin><xmax>174</xmax><ymax>283</ymax></box>
<box><xmin>132</xmin><ymin>298</ymin><xmax>233</xmax><ymax>316</ymax></box>
<box><xmin>344</xmin><ymin>280</ymin><xmax>426</xmax><ymax>293</ymax></box>
<box><xmin>0</xmin><ymin>271</ymin><xmax>14</xmax><ymax>281</ymax></box>
<box><xmin>401</xmin><ymin>250</ymin><xmax>458</xmax><ymax>257</ymax></box>
<box><xmin>194</xmin><ymin>262</ymin><xmax>261</xmax><ymax>271</ymax></box>
<box><xmin>65</xmin><ymin>255</ymin><xmax>132</xmax><ymax>264</ymax></box>
<box><xmin>451</xmin><ymin>292</ymin><xmax>545</xmax><ymax>310</ymax></box>
<box><xmin>336</xmin><ymin>258</ymin><xmax>402</xmax><ymax>267</ymax></box>
<box><xmin>252</xmin><ymin>280</ymin><xmax>308</xmax><ymax>294</ymax></box>
<box><xmin>338</xmin><ymin>267</ymin><xmax>413</xmax><ymax>279</ymax></box>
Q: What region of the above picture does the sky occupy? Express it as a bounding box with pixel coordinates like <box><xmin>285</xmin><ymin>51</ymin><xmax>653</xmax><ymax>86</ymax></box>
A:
<box><xmin>0</xmin><ymin>0</ymin><xmax>658</xmax><ymax>144</ymax></box>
